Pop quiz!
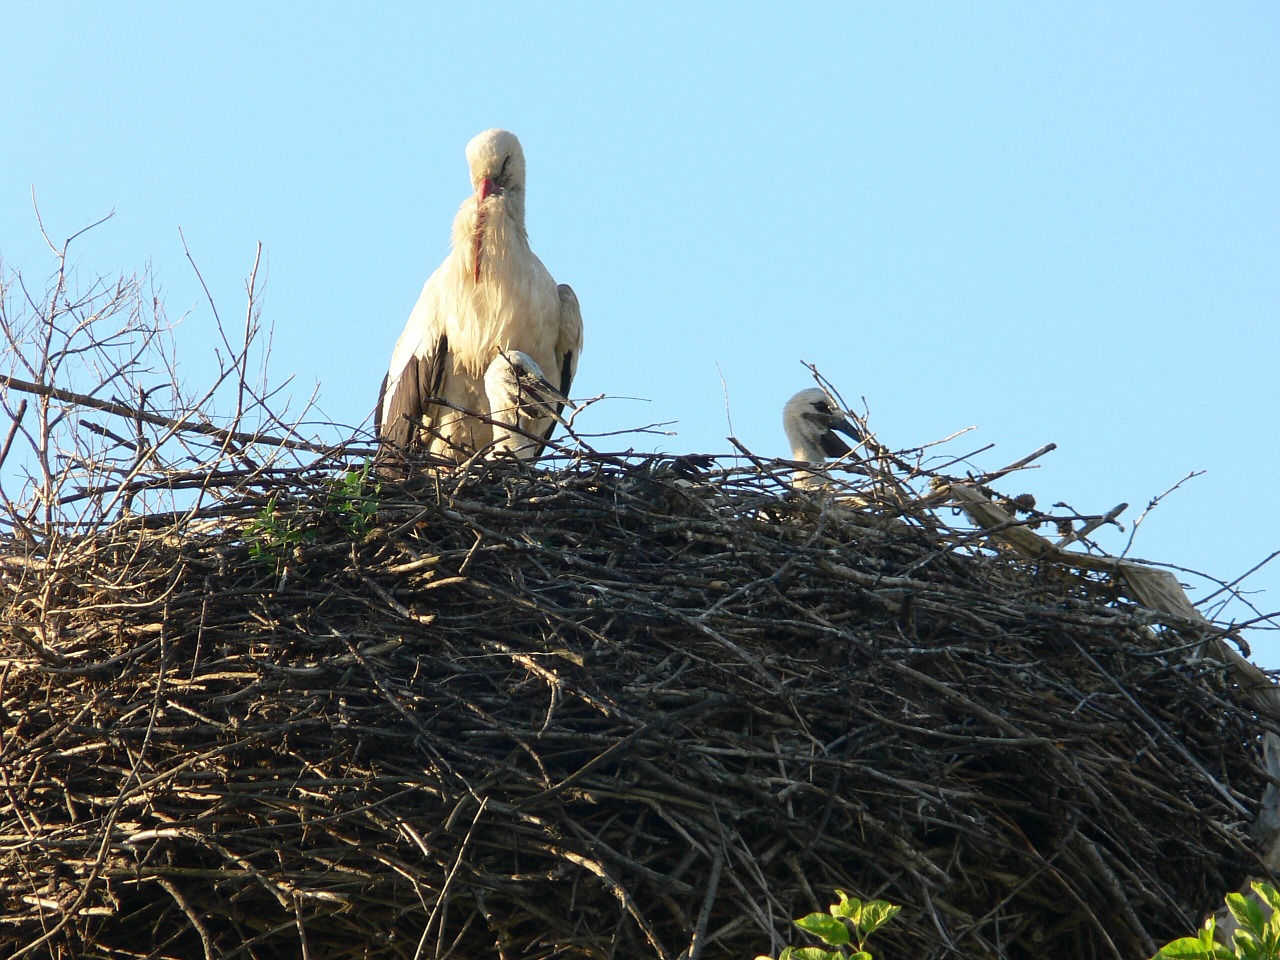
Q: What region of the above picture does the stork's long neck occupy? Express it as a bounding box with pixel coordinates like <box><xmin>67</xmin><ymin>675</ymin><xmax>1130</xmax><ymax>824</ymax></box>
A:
<box><xmin>486</xmin><ymin>379</ymin><xmax>540</xmax><ymax>457</ymax></box>
<box><xmin>488</xmin><ymin>396</ymin><xmax>521</xmax><ymax>452</ymax></box>
<box><xmin>455</xmin><ymin>193</ymin><xmax>528</xmax><ymax>286</ymax></box>
<box><xmin>785</xmin><ymin>421</ymin><xmax>825</xmax><ymax>462</ymax></box>
<box><xmin>473</xmin><ymin>206</ymin><xmax>487</xmax><ymax>284</ymax></box>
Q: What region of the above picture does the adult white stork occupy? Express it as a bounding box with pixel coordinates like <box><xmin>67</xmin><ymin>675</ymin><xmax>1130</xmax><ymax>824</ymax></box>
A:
<box><xmin>483</xmin><ymin>350</ymin><xmax>571</xmax><ymax>460</ymax></box>
<box><xmin>376</xmin><ymin>129</ymin><xmax>583</xmax><ymax>463</ymax></box>
<box><xmin>782</xmin><ymin>388</ymin><xmax>862</xmax><ymax>487</ymax></box>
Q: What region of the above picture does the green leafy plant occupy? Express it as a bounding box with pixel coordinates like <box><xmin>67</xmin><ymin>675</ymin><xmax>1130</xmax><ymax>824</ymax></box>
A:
<box><xmin>245</xmin><ymin>494</ymin><xmax>311</xmax><ymax>570</ymax></box>
<box><xmin>756</xmin><ymin>890</ymin><xmax>900</xmax><ymax>960</ymax></box>
<box><xmin>324</xmin><ymin>459</ymin><xmax>380</xmax><ymax>539</ymax></box>
<box><xmin>245</xmin><ymin>463</ymin><xmax>378</xmax><ymax>571</ymax></box>
<box><xmin>1153</xmin><ymin>881</ymin><xmax>1280</xmax><ymax>960</ymax></box>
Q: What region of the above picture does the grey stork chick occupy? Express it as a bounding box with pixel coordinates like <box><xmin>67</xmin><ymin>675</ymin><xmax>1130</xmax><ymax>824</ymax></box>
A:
<box><xmin>376</xmin><ymin>129</ymin><xmax>583</xmax><ymax>463</ymax></box>
<box><xmin>782</xmin><ymin>388</ymin><xmax>863</xmax><ymax>488</ymax></box>
<box><xmin>483</xmin><ymin>350</ymin><xmax>571</xmax><ymax>461</ymax></box>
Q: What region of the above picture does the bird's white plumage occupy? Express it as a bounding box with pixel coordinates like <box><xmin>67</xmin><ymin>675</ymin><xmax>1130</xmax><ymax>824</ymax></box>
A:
<box><xmin>782</xmin><ymin>388</ymin><xmax>860</xmax><ymax>488</ymax></box>
<box><xmin>783</xmin><ymin>389</ymin><xmax>856</xmax><ymax>461</ymax></box>
<box><xmin>484</xmin><ymin>350</ymin><xmax>569</xmax><ymax>460</ymax></box>
<box><xmin>377</xmin><ymin>129</ymin><xmax>582</xmax><ymax>462</ymax></box>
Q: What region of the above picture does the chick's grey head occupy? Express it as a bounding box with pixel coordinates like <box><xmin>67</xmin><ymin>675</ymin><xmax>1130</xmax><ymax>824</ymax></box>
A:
<box><xmin>783</xmin><ymin>388</ymin><xmax>861</xmax><ymax>461</ymax></box>
<box><xmin>485</xmin><ymin>350</ymin><xmax>566</xmax><ymax>419</ymax></box>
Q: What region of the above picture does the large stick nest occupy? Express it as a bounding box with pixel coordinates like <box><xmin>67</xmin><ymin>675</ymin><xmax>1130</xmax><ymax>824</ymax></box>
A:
<box><xmin>0</xmin><ymin>448</ymin><xmax>1272</xmax><ymax>960</ymax></box>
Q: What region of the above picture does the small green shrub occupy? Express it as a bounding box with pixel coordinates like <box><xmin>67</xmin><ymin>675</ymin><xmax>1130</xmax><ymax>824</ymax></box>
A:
<box><xmin>756</xmin><ymin>890</ymin><xmax>900</xmax><ymax>960</ymax></box>
<box><xmin>324</xmin><ymin>459</ymin><xmax>379</xmax><ymax>538</ymax></box>
<box><xmin>245</xmin><ymin>493</ymin><xmax>312</xmax><ymax>570</ymax></box>
<box><xmin>1153</xmin><ymin>881</ymin><xmax>1280</xmax><ymax>960</ymax></box>
<box><xmin>245</xmin><ymin>463</ymin><xmax>380</xmax><ymax>572</ymax></box>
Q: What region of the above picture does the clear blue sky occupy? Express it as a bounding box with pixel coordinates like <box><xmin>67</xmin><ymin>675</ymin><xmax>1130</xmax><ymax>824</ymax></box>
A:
<box><xmin>3</xmin><ymin>3</ymin><xmax>1277</xmax><ymax>663</ymax></box>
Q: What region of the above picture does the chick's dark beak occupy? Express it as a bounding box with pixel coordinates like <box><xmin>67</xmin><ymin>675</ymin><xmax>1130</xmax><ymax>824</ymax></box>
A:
<box><xmin>517</xmin><ymin>372</ymin><xmax>571</xmax><ymax>417</ymax></box>
<box><xmin>817</xmin><ymin>427</ymin><xmax>853</xmax><ymax>459</ymax></box>
<box><xmin>828</xmin><ymin>413</ymin><xmax>862</xmax><ymax>443</ymax></box>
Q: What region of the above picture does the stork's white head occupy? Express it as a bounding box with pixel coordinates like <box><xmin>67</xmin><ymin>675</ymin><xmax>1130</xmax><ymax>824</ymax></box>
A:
<box><xmin>462</xmin><ymin>129</ymin><xmax>529</xmax><ymax>282</ymax></box>
<box><xmin>466</xmin><ymin>129</ymin><xmax>527</xmax><ymax>201</ymax></box>
<box><xmin>783</xmin><ymin>388</ymin><xmax>860</xmax><ymax>463</ymax></box>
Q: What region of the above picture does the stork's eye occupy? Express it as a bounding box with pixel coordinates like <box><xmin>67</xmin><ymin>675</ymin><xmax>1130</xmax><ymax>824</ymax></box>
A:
<box><xmin>814</xmin><ymin>401</ymin><xmax>831</xmax><ymax>413</ymax></box>
<box><xmin>499</xmin><ymin>155</ymin><xmax>512</xmax><ymax>181</ymax></box>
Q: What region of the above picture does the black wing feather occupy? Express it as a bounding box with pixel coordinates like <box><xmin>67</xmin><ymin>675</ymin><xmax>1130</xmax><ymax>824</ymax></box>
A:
<box><xmin>376</xmin><ymin>334</ymin><xmax>448</xmax><ymax>454</ymax></box>
<box><xmin>536</xmin><ymin>349</ymin><xmax>575</xmax><ymax>447</ymax></box>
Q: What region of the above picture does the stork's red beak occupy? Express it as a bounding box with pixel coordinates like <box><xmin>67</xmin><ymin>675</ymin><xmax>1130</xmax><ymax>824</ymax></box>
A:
<box><xmin>479</xmin><ymin>177</ymin><xmax>497</xmax><ymax>201</ymax></box>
